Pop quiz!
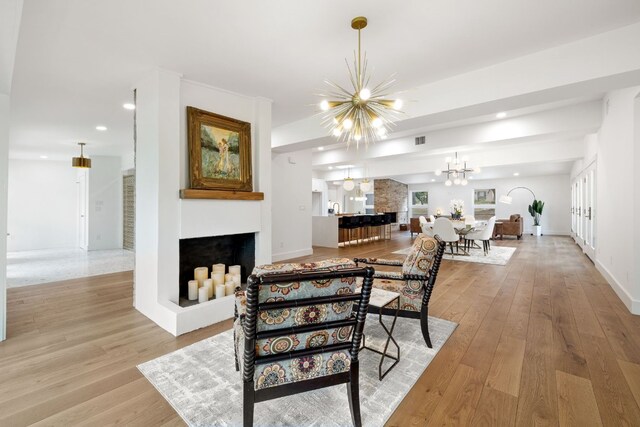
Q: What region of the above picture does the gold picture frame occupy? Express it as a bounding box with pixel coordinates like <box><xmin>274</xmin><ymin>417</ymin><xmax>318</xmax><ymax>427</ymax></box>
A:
<box><xmin>187</xmin><ymin>106</ymin><xmax>252</xmax><ymax>192</ymax></box>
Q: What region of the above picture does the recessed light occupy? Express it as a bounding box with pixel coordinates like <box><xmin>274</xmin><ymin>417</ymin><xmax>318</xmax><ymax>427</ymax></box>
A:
<box><xmin>40</xmin><ymin>155</ymin><xmax>48</xmax><ymax>159</ymax></box>
<box><xmin>96</xmin><ymin>125</ymin><xmax>107</xmax><ymax>131</ymax></box>
<box><xmin>328</xmin><ymin>166</ymin><xmax>333</xmax><ymax>170</ymax></box>
<box><xmin>513</xmin><ymin>172</ymin><xmax>520</xmax><ymax>176</ymax></box>
<box><xmin>318</xmin><ymin>146</ymin><xmax>324</xmax><ymax>151</ymax></box>
<box><xmin>431</xmin><ymin>179</ymin><xmax>435</xmax><ymax>182</ymax></box>
<box><xmin>496</xmin><ymin>112</ymin><xmax>507</xmax><ymax>119</ymax></box>
<box><xmin>123</xmin><ymin>103</ymin><xmax>136</xmax><ymax>110</ymax></box>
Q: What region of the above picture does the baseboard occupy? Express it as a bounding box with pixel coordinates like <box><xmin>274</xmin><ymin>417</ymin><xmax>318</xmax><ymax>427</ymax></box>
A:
<box><xmin>271</xmin><ymin>248</ymin><xmax>314</xmax><ymax>262</ymax></box>
<box><xmin>523</xmin><ymin>230</ymin><xmax>570</xmax><ymax>236</ymax></box>
<box><xmin>596</xmin><ymin>260</ymin><xmax>640</xmax><ymax>315</ymax></box>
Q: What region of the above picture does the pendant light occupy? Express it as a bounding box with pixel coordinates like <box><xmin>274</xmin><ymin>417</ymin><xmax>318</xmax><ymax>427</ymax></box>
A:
<box><xmin>72</xmin><ymin>142</ymin><xmax>91</xmax><ymax>168</ymax></box>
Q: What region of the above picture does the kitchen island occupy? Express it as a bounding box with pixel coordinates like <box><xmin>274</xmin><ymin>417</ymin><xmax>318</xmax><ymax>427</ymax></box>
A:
<box><xmin>312</xmin><ymin>213</ymin><xmax>395</xmax><ymax>248</ymax></box>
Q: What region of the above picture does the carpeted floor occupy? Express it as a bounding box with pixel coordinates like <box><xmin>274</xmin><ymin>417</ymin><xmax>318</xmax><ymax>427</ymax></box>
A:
<box><xmin>138</xmin><ymin>314</ymin><xmax>457</xmax><ymax>426</ymax></box>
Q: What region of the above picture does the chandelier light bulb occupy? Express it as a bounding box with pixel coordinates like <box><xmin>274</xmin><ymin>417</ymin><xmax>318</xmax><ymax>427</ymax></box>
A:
<box><xmin>454</xmin><ymin>178</ymin><xmax>461</xmax><ymax>185</ymax></box>
<box><xmin>354</xmin><ymin>134</ymin><xmax>362</xmax><ymax>142</ymax></box>
<box><xmin>393</xmin><ymin>99</ymin><xmax>403</xmax><ymax>110</ymax></box>
<box><xmin>377</xmin><ymin>127</ymin><xmax>387</xmax><ymax>136</ymax></box>
<box><xmin>452</xmin><ymin>171</ymin><xmax>458</xmax><ymax>178</ymax></box>
<box><xmin>445</xmin><ymin>179</ymin><xmax>453</xmax><ymax>187</ymax></box>
<box><xmin>461</xmin><ymin>179</ymin><xmax>468</xmax><ymax>186</ymax></box>
<box><xmin>343</xmin><ymin>178</ymin><xmax>355</xmax><ymax>191</ymax></box>
<box><xmin>332</xmin><ymin>128</ymin><xmax>342</xmax><ymax>137</ymax></box>
<box><xmin>435</xmin><ymin>169</ymin><xmax>442</xmax><ymax>176</ymax></box>
<box><xmin>359</xmin><ymin>88</ymin><xmax>371</xmax><ymax>101</ymax></box>
<box><xmin>445</xmin><ymin>156</ymin><xmax>452</xmax><ymax>163</ymax></box>
<box><xmin>343</xmin><ymin>118</ymin><xmax>353</xmax><ymax>130</ymax></box>
<box><xmin>320</xmin><ymin>100</ymin><xmax>330</xmax><ymax>111</ymax></box>
<box><xmin>372</xmin><ymin>117</ymin><xmax>382</xmax><ymax>128</ymax></box>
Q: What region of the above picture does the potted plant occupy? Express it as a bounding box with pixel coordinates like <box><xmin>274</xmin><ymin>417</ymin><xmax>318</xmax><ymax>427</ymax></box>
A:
<box><xmin>450</xmin><ymin>199</ymin><xmax>464</xmax><ymax>220</ymax></box>
<box><xmin>528</xmin><ymin>199</ymin><xmax>544</xmax><ymax>236</ymax></box>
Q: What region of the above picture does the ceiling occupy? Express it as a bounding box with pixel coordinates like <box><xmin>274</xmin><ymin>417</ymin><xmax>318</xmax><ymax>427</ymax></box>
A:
<box><xmin>8</xmin><ymin>0</ymin><xmax>640</xmax><ymax>159</ymax></box>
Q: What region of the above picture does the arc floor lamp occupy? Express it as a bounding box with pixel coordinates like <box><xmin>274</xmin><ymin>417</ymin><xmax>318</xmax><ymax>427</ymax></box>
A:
<box><xmin>499</xmin><ymin>186</ymin><xmax>536</xmax><ymax>204</ymax></box>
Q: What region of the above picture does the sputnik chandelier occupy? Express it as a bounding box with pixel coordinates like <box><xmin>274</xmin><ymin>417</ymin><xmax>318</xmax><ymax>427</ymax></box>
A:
<box><xmin>435</xmin><ymin>152</ymin><xmax>481</xmax><ymax>186</ymax></box>
<box><xmin>319</xmin><ymin>16</ymin><xmax>403</xmax><ymax>147</ymax></box>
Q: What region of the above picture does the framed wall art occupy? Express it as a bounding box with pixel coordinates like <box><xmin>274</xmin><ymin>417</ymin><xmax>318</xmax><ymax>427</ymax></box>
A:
<box><xmin>187</xmin><ymin>106</ymin><xmax>252</xmax><ymax>192</ymax></box>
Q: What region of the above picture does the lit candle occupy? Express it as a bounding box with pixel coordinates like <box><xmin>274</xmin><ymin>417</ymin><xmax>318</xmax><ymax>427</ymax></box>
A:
<box><xmin>194</xmin><ymin>267</ymin><xmax>208</xmax><ymax>287</ymax></box>
<box><xmin>188</xmin><ymin>280</ymin><xmax>198</xmax><ymax>300</ymax></box>
<box><xmin>212</xmin><ymin>263</ymin><xmax>226</xmax><ymax>274</ymax></box>
<box><xmin>203</xmin><ymin>278</ymin><xmax>214</xmax><ymax>299</ymax></box>
<box><xmin>229</xmin><ymin>265</ymin><xmax>241</xmax><ymax>275</ymax></box>
<box><xmin>198</xmin><ymin>286</ymin><xmax>208</xmax><ymax>303</ymax></box>
<box><xmin>215</xmin><ymin>283</ymin><xmax>226</xmax><ymax>299</ymax></box>
<box><xmin>212</xmin><ymin>273</ymin><xmax>224</xmax><ymax>286</ymax></box>
<box><xmin>225</xmin><ymin>281</ymin><xmax>235</xmax><ymax>296</ymax></box>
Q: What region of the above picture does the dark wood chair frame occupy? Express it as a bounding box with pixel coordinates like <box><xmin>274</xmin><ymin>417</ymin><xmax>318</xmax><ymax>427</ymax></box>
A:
<box><xmin>354</xmin><ymin>235</ymin><xmax>446</xmax><ymax>348</ymax></box>
<box><xmin>236</xmin><ymin>266</ymin><xmax>375</xmax><ymax>427</ymax></box>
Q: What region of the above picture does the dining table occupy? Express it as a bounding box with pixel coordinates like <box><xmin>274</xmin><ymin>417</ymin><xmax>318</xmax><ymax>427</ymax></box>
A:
<box><xmin>425</xmin><ymin>220</ymin><xmax>488</xmax><ymax>255</ymax></box>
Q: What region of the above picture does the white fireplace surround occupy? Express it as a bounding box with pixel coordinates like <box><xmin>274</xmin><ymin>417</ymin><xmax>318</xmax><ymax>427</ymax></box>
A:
<box><xmin>134</xmin><ymin>69</ymin><xmax>272</xmax><ymax>336</ymax></box>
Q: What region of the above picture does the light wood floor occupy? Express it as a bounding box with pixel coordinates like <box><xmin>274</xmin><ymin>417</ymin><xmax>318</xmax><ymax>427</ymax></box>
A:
<box><xmin>2</xmin><ymin>233</ymin><xmax>640</xmax><ymax>426</ymax></box>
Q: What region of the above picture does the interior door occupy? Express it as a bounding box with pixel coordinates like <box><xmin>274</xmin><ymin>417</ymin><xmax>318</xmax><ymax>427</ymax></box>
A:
<box><xmin>77</xmin><ymin>170</ymin><xmax>88</xmax><ymax>250</ymax></box>
<box><xmin>582</xmin><ymin>163</ymin><xmax>596</xmax><ymax>260</ymax></box>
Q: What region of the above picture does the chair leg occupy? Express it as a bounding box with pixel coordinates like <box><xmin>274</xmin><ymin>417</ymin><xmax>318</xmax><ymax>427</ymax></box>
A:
<box><xmin>243</xmin><ymin>381</ymin><xmax>254</xmax><ymax>427</ymax></box>
<box><xmin>420</xmin><ymin>300</ymin><xmax>432</xmax><ymax>348</ymax></box>
<box><xmin>347</xmin><ymin>364</ymin><xmax>362</xmax><ymax>427</ymax></box>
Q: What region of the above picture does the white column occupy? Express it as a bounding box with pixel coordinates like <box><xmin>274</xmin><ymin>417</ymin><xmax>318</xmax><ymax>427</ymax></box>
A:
<box><xmin>0</xmin><ymin>94</ymin><xmax>10</xmax><ymax>341</ymax></box>
<box><xmin>254</xmin><ymin>97</ymin><xmax>273</xmax><ymax>265</ymax></box>
<box><xmin>134</xmin><ymin>69</ymin><xmax>181</xmax><ymax>334</ymax></box>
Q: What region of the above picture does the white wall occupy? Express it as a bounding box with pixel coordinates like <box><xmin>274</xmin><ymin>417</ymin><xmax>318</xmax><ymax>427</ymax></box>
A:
<box><xmin>0</xmin><ymin>94</ymin><xmax>10</xmax><ymax>341</ymax></box>
<box><xmin>271</xmin><ymin>149</ymin><xmax>313</xmax><ymax>261</ymax></box>
<box><xmin>7</xmin><ymin>159</ymin><xmax>78</xmax><ymax>252</ymax></box>
<box><xmin>88</xmin><ymin>156</ymin><xmax>123</xmax><ymax>250</ymax></box>
<box><xmin>595</xmin><ymin>86</ymin><xmax>640</xmax><ymax>313</ymax></box>
<box><xmin>408</xmin><ymin>174</ymin><xmax>571</xmax><ymax>235</ymax></box>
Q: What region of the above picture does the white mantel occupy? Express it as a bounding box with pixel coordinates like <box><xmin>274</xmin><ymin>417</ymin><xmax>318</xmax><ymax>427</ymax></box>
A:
<box><xmin>134</xmin><ymin>69</ymin><xmax>272</xmax><ymax>336</ymax></box>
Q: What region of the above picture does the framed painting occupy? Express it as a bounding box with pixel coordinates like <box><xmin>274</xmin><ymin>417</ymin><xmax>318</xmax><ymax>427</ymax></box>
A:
<box><xmin>411</xmin><ymin>191</ymin><xmax>429</xmax><ymax>205</ymax></box>
<box><xmin>474</xmin><ymin>188</ymin><xmax>496</xmax><ymax>205</ymax></box>
<box><xmin>187</xmin><ymin>106</ymin><xmax>252</xmax><ymax>191</ymax></box>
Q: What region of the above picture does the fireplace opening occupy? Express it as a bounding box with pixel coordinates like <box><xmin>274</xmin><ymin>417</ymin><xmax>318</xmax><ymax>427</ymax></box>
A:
<box><xmin>178</xmin><ymin>233</ymin><xmax>255</xmax><ymax>305</ymax></box>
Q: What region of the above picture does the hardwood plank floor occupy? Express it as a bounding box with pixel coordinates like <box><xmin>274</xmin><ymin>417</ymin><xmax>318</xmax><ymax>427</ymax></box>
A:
<box><xmin>1</xmin><ymin>233</ymin><xmax>640</xmax><ymax>426</ymax></box>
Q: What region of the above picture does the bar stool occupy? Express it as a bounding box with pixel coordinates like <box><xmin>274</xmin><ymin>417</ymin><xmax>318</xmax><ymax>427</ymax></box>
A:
<box><xmin>371</xmin><ymin>214</ymin><xmax>385</xmax><ymax>241</ymax></box>
<box><xmin>360</xmin><ymin>215</ymin><xmax>373</xmax><ymax>243</ymax></box>
<box><xmin>341</xmin><ymin>216</ymin><xmax>360</xmax><ymax>246</ymax></box>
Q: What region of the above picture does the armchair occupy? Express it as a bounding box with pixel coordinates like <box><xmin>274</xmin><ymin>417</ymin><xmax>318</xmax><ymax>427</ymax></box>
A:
<box><xmin>234</xmin><ymin>258</ymin><xmax>375</xmax><ymax>427</ymax></box>
<box><xmin>354</xmin><ymin>234</ymin><xmax>446</xmax><ymax>348</ymax></box>
<box><xmin>495</xmin><ymin>214</ymin><xmax>524</xmax><ymax>239</ymax></box>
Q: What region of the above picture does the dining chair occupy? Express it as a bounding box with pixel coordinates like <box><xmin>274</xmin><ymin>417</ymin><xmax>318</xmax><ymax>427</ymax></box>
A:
<box><xmin>419</xmin><ymin>216</ymin><xmax>434</xmax><ymax>237</ymax></box>
<box><xmin>464</xmin><ymin>216</ymin><xmax>496</xmax><ymax>255</ymax></box>
<box><xmin>429</xmin><ymin>215</ymin><xmax>436</xmax><ymax>223</ymax></box>
<box><xmin>433</xmin><ymin>217</ymin><xmax>459</xmax><ymax>254</ymax></box>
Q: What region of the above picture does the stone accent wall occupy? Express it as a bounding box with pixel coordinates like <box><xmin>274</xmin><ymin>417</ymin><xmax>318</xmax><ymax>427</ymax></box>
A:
<box><xmin>374</xmin><ymin>179</ymin><xmax>409</xmax><ymax>224</ymax></box>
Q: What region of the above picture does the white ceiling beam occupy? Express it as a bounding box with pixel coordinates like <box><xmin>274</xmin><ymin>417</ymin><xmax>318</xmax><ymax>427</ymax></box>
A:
<box><xmin>273</xmin><ymin>22</ymin><xmax>640</xmax><ymax>151</ymax></box>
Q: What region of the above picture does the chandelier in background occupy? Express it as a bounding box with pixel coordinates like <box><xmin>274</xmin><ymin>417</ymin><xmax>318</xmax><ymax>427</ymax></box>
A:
<box><xmin>319</xmin><ymin>16</ymin><xmax>403</xmax><ymax>147</ymax></box>
<box><xmin>435</xmin><ymin>152</ymin><xmax>480</xmax><ymax>186</ymax></box>
<box><xmin>72</xmin><ymin>142</ymin><xmax>91</xmax><ymax>168</ymax></box>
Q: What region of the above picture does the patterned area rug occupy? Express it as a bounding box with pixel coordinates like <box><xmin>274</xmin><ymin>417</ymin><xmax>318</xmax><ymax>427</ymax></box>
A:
<box><xmin>393</xmin><ymin>245</ymin><xmax>516</xmax><ymax>266</ymax></box>
<box><xmin>138</xmin><ymin>314</ymin><xmax>457</xmax><ymax>426</ymax></box>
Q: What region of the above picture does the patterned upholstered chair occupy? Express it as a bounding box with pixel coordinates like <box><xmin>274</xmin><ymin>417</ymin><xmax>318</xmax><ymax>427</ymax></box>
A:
<box><xmin>234</xmin><ymin>258</ymin><xmax>375</xmax><ymax>427</ymax></box>
<box><xmin>354</xmin><ymin>234</ymin><xmax>445</xmax><ymax>348</ymax></box>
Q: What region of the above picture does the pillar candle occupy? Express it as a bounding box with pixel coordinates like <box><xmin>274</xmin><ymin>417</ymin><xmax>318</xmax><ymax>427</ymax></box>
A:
<box><xmin>212</xmin><ymin>263</ymin><xmax>226</xmax><ymax>274</ymax></box>
<box><xmin>212</xmin><ymin>273</ymin><xmax>225</xmax><ymax>285</ymax></box>
<box><xmin>194</xmin><ymin>267</ymin><xmax>208</xmax><ymax>287</ymax></box>
<box><xmin>215</xmin><ymin>283</ymin><xmax>226</xmax><ymax>299</ymax></box>
<box><xmin>224</xmin><ymin>273</ymin><xmax>233</xmax><ymax>283</ymax></box>
<box><xmin>198</xmin><ymin>286</ymin><xmax>208</xmax><ymax>303</ymax></box>
<box><xmin>225</xmin><ymin>281</ymin><xmax>235</xmax><ymax>296</ymax></box>
<box><xmin>188</xmin><ymin>280</ymin><xmax>199</xmax><ymax>300</ymax></box>
<box><xmin>203</xmin><ymin>278</ymin><xmax>214</xmax><ymax>299</ymax></box>
<box><xmin>232</xmin><ymin>274</ymin><xmax>241</xmax><ymax>286</ymax></box>
<box><xmin>229</xmin><ymin>265</ymin><xmax>241</xmax><ymax>275</ymax></box>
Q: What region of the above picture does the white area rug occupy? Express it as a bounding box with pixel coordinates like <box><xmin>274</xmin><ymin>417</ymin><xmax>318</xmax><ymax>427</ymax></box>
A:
<box><xmin>6</xmin><ymin>248</ymin><xmax>134</xmax><ymax>287</ymax></box>
<box><xmin>393</xmin><ymin>245</ymin><xmax>516</xmax><ymax>266</ymax></box>
<box><xmin>138</xmin><ymin>314</ymin><xmax>457</xmax><ymax>426</ymax></box>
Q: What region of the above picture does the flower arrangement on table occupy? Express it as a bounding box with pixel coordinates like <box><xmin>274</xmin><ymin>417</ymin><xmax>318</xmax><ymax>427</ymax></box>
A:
<box><xmin>450</xmin><ymin>199</ymin><xmax>464</xmax><ymax>220</ymax></box>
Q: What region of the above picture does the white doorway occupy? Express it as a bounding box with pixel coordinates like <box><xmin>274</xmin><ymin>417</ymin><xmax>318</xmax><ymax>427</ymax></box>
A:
<box><xmin>572</xmin><ymin>161</ymin><xmax>596</xmax><ymax>261</ymax></box>
<box><xmin>77</xmin><ymin>170</ymin><xmax>88</xmax><ymax>250</ymax></box>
